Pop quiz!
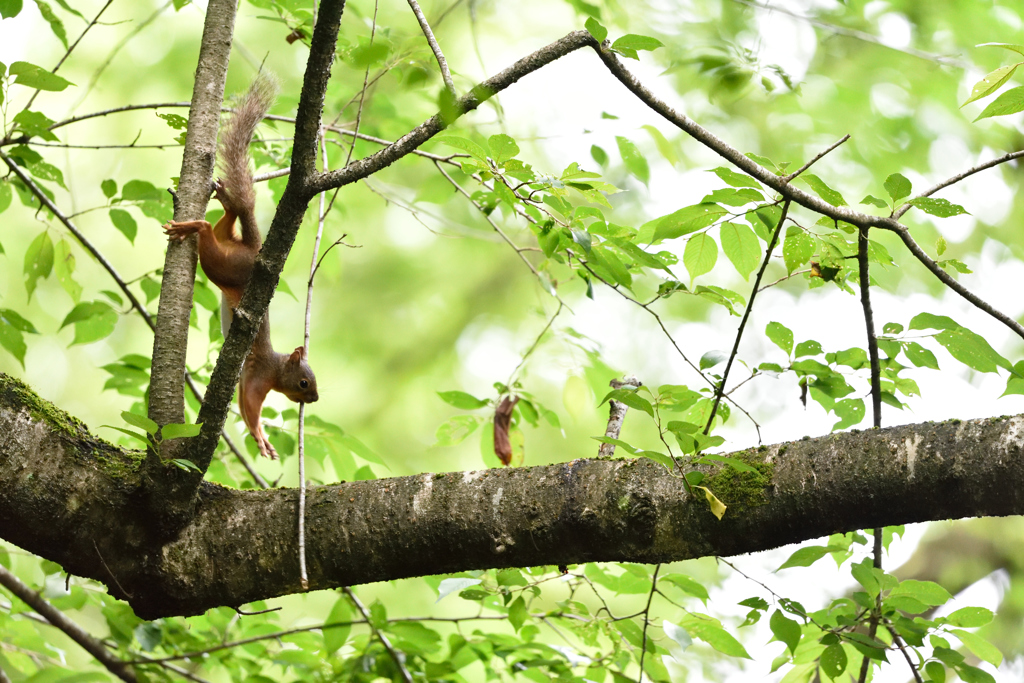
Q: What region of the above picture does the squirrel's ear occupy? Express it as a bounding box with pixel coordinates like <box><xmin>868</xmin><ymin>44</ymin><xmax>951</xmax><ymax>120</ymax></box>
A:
<box><xmin>289</xmin><ymin>346</ymin><xmax>306</xmax><ymax>362</ymax></box>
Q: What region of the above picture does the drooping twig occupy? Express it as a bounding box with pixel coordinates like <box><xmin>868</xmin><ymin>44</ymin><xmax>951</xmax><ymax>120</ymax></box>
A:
<box><xmin>704</xmin><ymin>200</ymin><xmax>791</xmax><ymax>435</ymax></box>
<box><xmin>406</xmin><ymin>0</ymin><xmax>457</xmax><ymax>99</ymax></box>
<box><xmin>507</xmin><ymin>302</ymin><xmax>564</xmax><ymax>387</ymax></box>
<box><xmin>0</xmin><ymin>564</ymin><xmax>137</xmax><ymax>682</ymax></box>
<box><xmin>885</xmin><ymin>622</ymin><xmax>925</xmax><ymax>683</ymax></box>
<box><xmin>344</xmin><ymin>587</ymin><xmax>413</xmax><ymax>683</ymax></box>
<box><xmin>599</xmin><ymin>376</ymin><xmax>642</xmax><ymax>457</ymax></box>
<box><xmin>637</xmin><ymin>563</ymin><xmax>661</xmax><ymax>681</ymax></box>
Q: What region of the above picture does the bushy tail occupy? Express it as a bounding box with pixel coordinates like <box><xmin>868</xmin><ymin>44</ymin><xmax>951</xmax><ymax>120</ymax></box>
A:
<box><xmin>218</xmin><ymin>73</ymin><xmax>278</xmax><ymax>215</ymax></box>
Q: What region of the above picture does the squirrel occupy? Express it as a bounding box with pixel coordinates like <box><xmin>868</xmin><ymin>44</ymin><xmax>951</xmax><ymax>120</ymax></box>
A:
<box><xmin>162</xmin><ymin>74</ymin><xmax>318</xmax><ymax>459</ymax></box>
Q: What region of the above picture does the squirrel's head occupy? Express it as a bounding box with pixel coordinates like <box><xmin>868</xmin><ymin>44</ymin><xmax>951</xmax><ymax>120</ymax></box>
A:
<box><xmin>280</xmin><ymin>346</ymin><xmax>319</xmax><ymax>403</ymax></box>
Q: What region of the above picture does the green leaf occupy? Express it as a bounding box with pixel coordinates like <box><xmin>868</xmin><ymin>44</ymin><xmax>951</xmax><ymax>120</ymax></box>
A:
<box><xmin>323</xmin><ymin>596</ymin><xmax>352</xmax><ymax>655</ymax></box>
<box><xmin>641</xmin><ymin>124</ymin><xmax>677</xmax><ymax>165</ymax></box>
<box><xmin>109</xmin><ymin>208</ymin><xmax>137</xmax><ymax>244</ymax></box>
<box><xmin>584</xmin><ymin>16</ymin><xmax>607</xmax><ymax>43</ymax></box>
<box><xmin>795</xmin><ymin>340</ymin><xmax>822</xmax><ymax>357</ymax></box>
<box><xmin>712</xmin><ymin>167</ymin><xmax>762</xmax><ymax>189</ymax></box>
<box><xmin>883</xmin><ymin>173</ymin><xmax>912</xmax><ymax>202</ymax></box>
<box><xmin>24</xmin><ymin>231</ymin><xmax>54</xmax><ymax>300</ymax></box>
<box><xmin>592</xmin><ymin>436</ymin><xmax>638</xmax><ymax>454</ymax></box>
<box><xmin>100</xmin><ymin>425</ymin><xmax>151</xmax><ymax>449</ymax></box>
<box><xmin>53</xmin><ymin>239</ymin><xmax>81</xmax><ymax>303</ymax></box>
<box><xmin>924</xmin><ymin>661</ymin><xmax>946</xmax><ymax>683</ymax></box>
<box><xmin>832</xmin><ymin>398</ymin><xmax>865</xmax><ymax>431</ymax></box>
<box><xmin>435</xmin><ymin>415</ymin><xmax>481</xmax><ymax>446</ymax></box>
<box><xmin>890</xmin><ymin>579</ymin><xmax>951</xmax><ymax>607</ymax></box>
<box><xmin>800</xmin><ymin>173</ymin><xmax>846</xmax><ymax>206</ymax></box>
<box><xmin>769</xmin><ymin>609</ymin><xmax>801</xmax><ymax>655</ymax></box>
<box><xmin>437</xmin><ymin>390</ymin><xmax>488</xmax><ymax>409</ymax></box>
<box><xmin>0</xmin><ymin>0</ymin><xmax>22</xmax><ymax>19</ymax></box>
<box><xmin>680</xmin><ymin>616</ymin><xmax>751</xmax><ymax>658</ymax></box>
<box><xmin>507</xmin><ymin>596</ymin><xmax>528</xmax><ymax>632</ymax></box>
<box><xmin>488</xmin><ymin>134</ymin><xmax>519</xmax><ymax>164</ymax></box>
<box><xmin>661</xmin><ymin>574</ymin><xmax>708</xmax><ymax>604</ymax></box>
<box><xmin>699</xmin><ymin>350</ymin><xmax>727</xmax><ymax>370</ymax></box>
<box><xmin>59</xmin><ymin>301</ymin><xmax>118</xmax><ymax>345</ymax></box>
<box><xmin>33</xmin><ymin>0</ymin><xmax>68</xmax><ymax>49</ymax></box>
<box><xmin>904</xmin><ymin>341</ymin><xmax>939</xmax><ymax>369</ymax></box>
<box><xmin>0</xmin><ymin>180</ymin><xmax>12</xmax><ymax>213</ymax></box>
<box><xmin>908</xmin><ymin>312</ymin><xmax>961</xmax><ymax>331</ymax></box>
<box><xmin>944</xmin><ymin>606</ymin><xmax>994</xmax><ymax>628</ymax></box>
<box><xmin>974</xmin><ymin>84</ymin><xmax>1024</xmax><ymax>121</ymax></box>
<box><xmin>161</xmin><ymin>423</ymin><xmax>202</xmax><ymax>440</ymax></box>
<box><xmin>612</xmin><ymin>34</ymin><xmax>664</xmax><ymax>53</ymax></box>
<box><xmin>599</xmin><ymin>388</ymin><xmax>654</xmax><ymax>417</ymax></box>
<box><xmin>684</xmin><ymin>232</ymin><xmax>718</xmax><ymax>282</ymax></box>
<box><xmin>720</xmin><ymin>222</ymin><xmax>761</xmax><ymax>279</ymax></box>
<box><xmin>950</xmin><ymin>629</ymin><xmax>1002</xmax><ymax>667</ymax></box>
<box><xmin>861</xmin><ymin>194</ymin><xmax>889</xmax><ymax>209</ymax></box>
<box><xmin>121</xmin><ymin>410</ymin><xmax>158</xmax><ymax>435</ymax></box>
<box><xmin>13</xmin><ymin>109</ymin><xmax>58</xmax><ymax>141</ymax></box>
<box><xmin>591</xmin><ymin>144</ymin><xmax>609</xmax><ymax>166</ymax></box>
<box><xmin>962</xmin><ymin>63</ymin><xmax>1020</xmax><ymax>106</ymax></box>
<box><xmin>766</xmin><ymin>321</ymin><xmax>794</xmax><ymax>355</ymax></box>
<box><xmin>935</xmin><ymin>328</ymin><xmax>1011</xmax><ymax>374</ymax></box>
<box><xmin>0</xmin><ymin>308</ymin><xmax>38</xmax><ymax>334</ymax></box>
<box><xmin>782</xmin><ymin>226</ymin><xmax>815</xmax><ymax>273</ymax></box>
<box><xmin>101</xmin><ymin>178</ymin><xmax>117</xmax><ymax>198</ymax></box>
<box><xmin>907</xmin><ymin>197</ymin><xmax>969</xmax><ymax>217</ymax></box>
<box><xmin>615</xmin><ymin>136</ymin><xmax>649</xmax><ymax>185</ymax></box>
<box><xmin>9</xmin><ymin>61</ymin><xmax>73</xmax><ymax>91</ymax></box>
<box><xmin>778</xmin><ymin>545</ymin><xmax>833</xmax><ymax>570</ymax></box>
<box><xmin>820</xmin><ymin>643</ymin><xmax>848</xmax><ymax>677</ymax></box>
<box><xmin>436</xmin><ymin>135</ymin><xmax>489</xmax><ymax>164</ymax></box>
<box><xmin>651</xmin><ymin>203</ymin><xmax>727</xmax><ymax>242</ymax></box>
<box><xmin>169</xmin><ymin>458</ymin><xmax>201</xmax><ymax>472</ymax></box>
<box><xmin>0</xmin><ymin>319</ymin><xmax>27</xmax><ymax>367</ymax></box>
<box><xmin>956</xmin><ymin>663</ymin><xmax>996</xmax><ymax>683</ymax></box>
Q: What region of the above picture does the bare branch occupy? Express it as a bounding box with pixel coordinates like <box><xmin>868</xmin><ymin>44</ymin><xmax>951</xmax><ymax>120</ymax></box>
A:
<box><xmin>0</xmin><ymin>564</ymin><xmax>136</xmax><ymax>682</ymax></box>
<box><xmin>344</xmin><ymin>587</ymin><xmax>413</xmax><ymax>683</ymax></box>
<box><xmin>704</xmin><ymin>200</ymin><xmax>791</xmax><ymax>435</ymax></box>
<box><xmin>893</xmin><ymin>149</ymin><xmax>1024</xmax><ymax>220</ymax></box>
<box><xmin>782</xmin><ymin>134</ymin><xmax>851</xmax><ymax>183</ymax></box>
<box><xmin>406</xmin><ymin>0</ymin><xmax>457</xmax><ymax>98</ymax></box>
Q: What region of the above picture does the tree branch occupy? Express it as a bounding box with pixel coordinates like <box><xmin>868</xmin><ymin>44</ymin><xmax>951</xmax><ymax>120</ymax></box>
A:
<box><xmin>406</xmin><ymin>0</ymin><xmax>456</xmax><ymax>98</ymax></box>
<box><xmin>0</xmin><ymin>564</ymin><xmax>136</xmax><ymax>682</ymax></box>
<box><xmin>5</xmin><ymin>372</ymin><xmax>1024</xmax><ymax>619</ymax></box>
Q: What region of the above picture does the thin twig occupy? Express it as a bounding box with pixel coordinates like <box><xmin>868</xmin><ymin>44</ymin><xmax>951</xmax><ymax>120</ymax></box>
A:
<box><xmin>343</xmin><ymin>587</ymin><xmax>413</xmax><ymax>683</ymax></box>
<box><xmin>893</xmin><ymin>149</ymin><xmax>1024</xmax><ymax>219</ymax></box>
<box><xmin>782</xmin><ymin>135</ymin><xmax>851</xmax><ymax>182</ymax></box>
<box><xmin>22</xmin><ymin>0</ymin><xmax>116</xmax><ymax>112</ymax></box>
<box><xmin>885</xmin><ymin>622</ymin><xmax>925</xmax><ymax>683</ymax></box>
<box><xmin>507</xmin><ymin>302</ymin><xmax>564</xmax><ymax>387</ymax></box>
<box><xmin>406</xmin><ymin>0</ymin><xmax>457</xmax><ymax>98</ymax></box>
<box><xmin>704</xmin><ymin>200</ymin><xmax>791</xmax><ymax>435</ymax></box>
<box><xmin>731</xmin><ymin>0</ymin><xmax>966</xmax><ymax>68</ymax></box>
<box><xmin>593</xmin><ymin>44</ymin><xmax>1024</xmax><ymax>343</ymax></box>
<box><xmin>0</xmin><ymin>564</ymin><xmax>136</xmax><ymax>682</ymax></box>
<box><xmin>858</xmin><ymin>226</ymin><xmax>882</xmax><ymax>428</ymax></box>
<box><xmin>637</xmin><ymin>564</ymin><xmax>661</xmax><ymax>680</ymax></box>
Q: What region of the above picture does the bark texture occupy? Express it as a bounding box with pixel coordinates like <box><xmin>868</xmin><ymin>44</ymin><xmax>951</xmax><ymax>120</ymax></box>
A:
<box><xmin>3</xmin><ymin>373</ymin><xmax>1023</xmax><ymax>620</ymax></box>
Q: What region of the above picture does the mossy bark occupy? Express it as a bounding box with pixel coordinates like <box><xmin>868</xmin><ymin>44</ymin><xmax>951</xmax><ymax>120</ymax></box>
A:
<box><xmin>3</xmin><ymin>373</ymin><xmax>1024</xmax><ymax>619</ymax></box>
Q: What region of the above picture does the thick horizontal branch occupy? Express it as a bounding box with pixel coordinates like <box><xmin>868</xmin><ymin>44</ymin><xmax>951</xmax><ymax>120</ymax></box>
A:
<box><xmin>3</xmin><ymin>373</ymin><xmax>1024</xmax><ymax>619</ymax></box>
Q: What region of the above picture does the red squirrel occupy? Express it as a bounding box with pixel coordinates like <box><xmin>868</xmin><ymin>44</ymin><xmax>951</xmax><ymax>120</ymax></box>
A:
<box><xmin>163</xmin><ymin>75</ymin><xmax>318</xmax><ymax>459</ymax></box>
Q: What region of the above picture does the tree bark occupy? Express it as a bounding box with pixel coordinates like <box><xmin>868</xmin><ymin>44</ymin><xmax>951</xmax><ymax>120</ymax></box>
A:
<box><xmin>2</xmin><ymin>372</ymin><xmax>1023</xmax><ymax>620</ymax></box>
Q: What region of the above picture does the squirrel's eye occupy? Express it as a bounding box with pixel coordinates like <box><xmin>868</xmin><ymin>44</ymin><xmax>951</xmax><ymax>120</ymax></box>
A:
<box><xmin>300</xmin><ymin>380</ymin><xmax>309</xmax><ymax>388</ymax></box>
